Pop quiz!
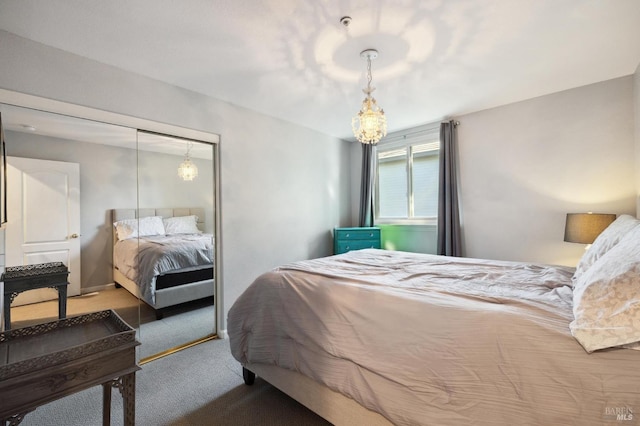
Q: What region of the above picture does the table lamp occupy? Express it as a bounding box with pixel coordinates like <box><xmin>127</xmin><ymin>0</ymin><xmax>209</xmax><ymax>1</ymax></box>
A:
<box><xmin>564</xmin><ymin>213</ymin><xmax>616</xmax><ymax>245</ymax></box>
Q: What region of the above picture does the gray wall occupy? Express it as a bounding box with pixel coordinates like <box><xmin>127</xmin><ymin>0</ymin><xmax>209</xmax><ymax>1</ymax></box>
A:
<box><xmin>0</xmin><ymin>31</ymin><xmax>352</xmax><ymax>332</ymax></box>
<box><xmin>138</xmin><ymin>147</ymin><xmax>215</xmax><ymax>233</ymax></box>
<box><xmin>350</xmin><ymin>75</ymin><xmax>637</xmax><ymax>267</ymax></box>
<box><xmin>458</xmin><ymin>76</ymin><xmax>635</xmax><ymax>267</ymax></box>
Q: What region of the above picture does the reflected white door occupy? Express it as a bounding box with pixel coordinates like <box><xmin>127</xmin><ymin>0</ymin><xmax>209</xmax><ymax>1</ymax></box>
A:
<box><xmin>6</xmin><ymin>157</ymin><xmax>81</xmax><ymax>306</ymax></box>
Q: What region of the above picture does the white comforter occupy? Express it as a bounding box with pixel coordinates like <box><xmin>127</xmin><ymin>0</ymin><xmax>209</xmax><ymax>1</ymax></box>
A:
<box><xmin>228</xmin><ymin>249</ymin><xmax>640</xmax><ymax>425</ymax></box>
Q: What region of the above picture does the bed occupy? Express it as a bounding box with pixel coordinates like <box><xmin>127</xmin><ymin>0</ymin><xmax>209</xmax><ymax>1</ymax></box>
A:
<box><xmin>112</xmin><ymin>208</ymin><xmax>214</xmax><ymax>318</ymax></box>
<box><xmin>228</xmin><ymin>215</ymin><xmax>640</xmax><ymax>425</ymax></box>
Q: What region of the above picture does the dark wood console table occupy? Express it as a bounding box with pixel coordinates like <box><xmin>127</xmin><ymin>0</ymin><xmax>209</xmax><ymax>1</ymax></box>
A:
<box><xmin>0</xmin><ymin>310</ymin><xmax>140</xmax><ymax>425</ymax></box>
<box><xmin>2</xmin><ymin>262</ymin><xmax>70</xmax><ymax>331</ymax></box>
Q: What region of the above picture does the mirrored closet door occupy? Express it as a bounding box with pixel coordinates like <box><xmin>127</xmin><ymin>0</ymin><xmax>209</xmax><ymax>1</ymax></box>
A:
<box><xmin>0</xmin><ymin>104</ymin><xmax>141</xmax><ymax>331</ymax></box>
<box><xmin>135</xmin><ymin>131</ymin><xmax>217</xmax><ymax>360</ymax></box>
<box><xmin>0</xmin><ymin>102</ymin><xmax>220</xmax><ymax>362</ymax></box>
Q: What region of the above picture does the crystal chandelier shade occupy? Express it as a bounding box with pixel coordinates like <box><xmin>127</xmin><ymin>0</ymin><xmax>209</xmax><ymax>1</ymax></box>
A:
<box><xmin>352</xmin><ymin>49</ymin><xmax>387</xmax><ymax>145</ymax></box>
<box><xmin>178</xmin><ymin>142</ymin><xmax>198</xmax><ymax>181</ymax></box>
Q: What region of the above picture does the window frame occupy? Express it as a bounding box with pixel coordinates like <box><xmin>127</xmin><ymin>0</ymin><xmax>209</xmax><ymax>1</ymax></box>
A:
<box><xmin>374</xmin><ymin>125</ymin><xmax>440</xmax><ymax>225</ymax></box>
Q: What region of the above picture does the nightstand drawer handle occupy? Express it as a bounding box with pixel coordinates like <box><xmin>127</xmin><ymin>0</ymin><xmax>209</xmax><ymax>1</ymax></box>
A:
<box><xmin>345</xmin><ymin>233</ymin><xmax>350</xmax><ymax>237</ymax></box>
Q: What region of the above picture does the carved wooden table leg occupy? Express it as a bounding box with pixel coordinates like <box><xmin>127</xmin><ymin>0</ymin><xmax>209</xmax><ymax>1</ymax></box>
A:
<box><xmin>57</xmin><ymin>285</ymin><xmax>67</xmax><ymax>319</ymax></box>
<box><xmin>102</xmin><ymin>381</ymin><xmax>113</xmax><ymax>426</ymax></box>
<box><xmin>119</xmin><ymin>373</ymin><xmax>136</xmax><ymax>426</ymax></box>
<box><xmin>3</xmin><ymin>292</ymin><xmax>12</xmax><ymax>331</ymax></box>
<box><xmin>102</xmin><ymin>375</ymin><xmax>136</xmax><ymax>426</ymax></box>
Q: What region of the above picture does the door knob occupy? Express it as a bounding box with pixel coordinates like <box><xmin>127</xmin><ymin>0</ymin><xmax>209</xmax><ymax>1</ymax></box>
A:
<box><xmin>70</xmin><ymin>233</ymin><xmax>80</xmax><ymax>239</ymax></box>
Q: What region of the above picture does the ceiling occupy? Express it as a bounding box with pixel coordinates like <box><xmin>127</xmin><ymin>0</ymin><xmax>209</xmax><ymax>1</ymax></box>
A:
<box><xmin>1</xmin><ymin>0</ymin><xmax>639</xmax><ymax>140</ymax></box>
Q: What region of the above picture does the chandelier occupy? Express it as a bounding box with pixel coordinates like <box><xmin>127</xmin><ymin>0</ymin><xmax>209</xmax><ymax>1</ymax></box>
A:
<box><xmin>178</xmin><ymin>141</ymin><xmax>198</xmax><ymax>181</ymax></box>
<box><xmin>352</xmin><ymin>49</ymin><xmax>387</xmax><ymax>144</ymax></box>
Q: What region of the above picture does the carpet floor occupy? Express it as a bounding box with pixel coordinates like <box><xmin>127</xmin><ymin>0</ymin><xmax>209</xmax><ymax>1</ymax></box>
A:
<box><xmin>20</xmin><ymin>338</ymin><xmax>331</xmax><ymax>426</ymax></box>
<box><xmin>137</xmin><ymin>297</ymin><xmax>215</xmax><ymax>360</ymax></box>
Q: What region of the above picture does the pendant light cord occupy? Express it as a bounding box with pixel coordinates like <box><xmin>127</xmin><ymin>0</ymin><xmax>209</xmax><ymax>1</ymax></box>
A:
<box><xmin>366</xmin><ymin>57</ymin><xmax>373</xmax><ymax>94</ymax></box>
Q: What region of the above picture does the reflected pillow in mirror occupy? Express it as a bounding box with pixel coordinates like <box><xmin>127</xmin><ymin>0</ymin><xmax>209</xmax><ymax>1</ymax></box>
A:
<box><xmin>114</xmin><ymin>216</ymin><xmax>166</xmax><ymax>241</ymax></box>
<box><xmin>163</xmin><ymin>215</ymin><xmax>201</xmax><ymax>234</ymax></box>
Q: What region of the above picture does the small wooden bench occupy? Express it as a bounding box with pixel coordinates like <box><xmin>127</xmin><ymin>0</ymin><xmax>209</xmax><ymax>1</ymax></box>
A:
<box><xmin>2</xmin><ymin>262</ymin><xmax>69</xmax><ymax>331</ymax></box>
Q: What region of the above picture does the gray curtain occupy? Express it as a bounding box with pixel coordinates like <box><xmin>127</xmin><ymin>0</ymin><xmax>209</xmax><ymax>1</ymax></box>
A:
<box><xmin>437</xmin><ymin>120</ymin><xmax>462</xmax><ymax>256</ymax></box>
<box><xmin>359</xmin><ymin>143</ymin><xmax>376</xmax><ymax>227</ymax></box>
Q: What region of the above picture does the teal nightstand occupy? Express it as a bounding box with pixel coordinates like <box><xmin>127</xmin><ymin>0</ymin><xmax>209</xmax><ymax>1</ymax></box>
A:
<box><xmin>333</xmin><ymin>227</ymin><xmax>381</xmax><ymax>254</ymax></box>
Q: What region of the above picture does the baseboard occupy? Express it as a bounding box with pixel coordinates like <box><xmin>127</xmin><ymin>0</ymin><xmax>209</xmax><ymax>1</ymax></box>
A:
<box><xmin>218</xmin><ymin>329</ymin><xmax>228</xmax><ymax>339</ymax></box>
<box><xmin>81</xmin><ymin>282</ymin><xmax>116</xmax><ymax>295</ymax></box>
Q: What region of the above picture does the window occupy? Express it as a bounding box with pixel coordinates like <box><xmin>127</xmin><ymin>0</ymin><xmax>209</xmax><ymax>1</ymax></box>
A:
<box><xmin>375</xmin><ymin>131</ymin><xmax>440</xmax><ymax>223</ymax></box>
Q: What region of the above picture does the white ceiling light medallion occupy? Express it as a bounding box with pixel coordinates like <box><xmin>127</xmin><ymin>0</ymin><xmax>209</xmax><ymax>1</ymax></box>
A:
<box><xmin>352</xmin><ymin>49</ymin><xmax>387</xmax><ymax>145</ymax></box>
<box><xmin>178</xmin><ymin>141</ymin><xmax>198</xmax><ymax>181</ymax></box>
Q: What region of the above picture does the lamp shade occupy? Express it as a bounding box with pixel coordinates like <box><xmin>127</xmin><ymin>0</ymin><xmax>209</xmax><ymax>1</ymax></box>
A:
<box><xmin>564</xmin><ymin>213</ymin><xmax>616</xmax><ymax>244</ymax></box>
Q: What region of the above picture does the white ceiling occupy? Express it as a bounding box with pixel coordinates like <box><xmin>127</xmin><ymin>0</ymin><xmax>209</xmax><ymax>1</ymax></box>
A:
<box><xmin>1</xmin><ymin>0</ymin><xmax>639</xmax><ymax>140</ymax></box>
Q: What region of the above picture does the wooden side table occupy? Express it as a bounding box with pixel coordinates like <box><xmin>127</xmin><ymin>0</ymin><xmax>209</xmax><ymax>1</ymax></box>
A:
<box><xmin>0</xmin><ymin>310</ymin><xmax>140</xmax><ymax>425</ymax></box>
<box><xmin>1</xmin><ymin>262</ymin><xmax>70</xmax><ymax>331</ymax></box>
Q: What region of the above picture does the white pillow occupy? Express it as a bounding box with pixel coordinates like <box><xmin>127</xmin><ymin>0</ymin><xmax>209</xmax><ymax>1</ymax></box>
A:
<box><xmin>573</xmin><ymin>214</ymin><xmax>639</xmax><ymax>283</ymax></box>
<box><xmin>114</xmin><ymin>216</ymin><xmax>165</xmax><ymax>241</ymax></box>
<box><xmin>163</xmin><ymin>215</ymin><xmax>201</xmax><ymax>235</ymax></box>
<box><xmin>570</xmin><ymin>225</ymin><xmax>640</xmax><ymax>352</ymax></box>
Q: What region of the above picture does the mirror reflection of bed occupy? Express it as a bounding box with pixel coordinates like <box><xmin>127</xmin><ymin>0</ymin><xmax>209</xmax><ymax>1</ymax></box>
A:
<box><xmin>112</xmin><ymin>207</ymin><xmax>216</xmax><ymax>358</ymax></box>
<box><xmin>0</xmin><ymin>103</ymin><xmax>219</xmax><ymax>362</ymax></box>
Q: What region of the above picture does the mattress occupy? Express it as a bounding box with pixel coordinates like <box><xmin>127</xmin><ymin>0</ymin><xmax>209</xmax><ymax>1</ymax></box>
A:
<box><xmin>228</xmin><ymin>249</ymin><xmax>640</xmax><ymax>425</ymax></box>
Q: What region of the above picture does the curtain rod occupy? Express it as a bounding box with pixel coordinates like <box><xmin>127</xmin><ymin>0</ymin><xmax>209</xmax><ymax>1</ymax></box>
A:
<box><xmin>387</xmin><ymin>120</ymin><xmax>460</xmax><ymax>141</ymax></box>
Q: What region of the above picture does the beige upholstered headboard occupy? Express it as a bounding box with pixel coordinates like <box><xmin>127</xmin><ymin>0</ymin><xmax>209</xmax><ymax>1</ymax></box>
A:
<box><xmin>111</xmin><ymin>208</ymin><xmax>206</xmax><ymax>243</ymax></box>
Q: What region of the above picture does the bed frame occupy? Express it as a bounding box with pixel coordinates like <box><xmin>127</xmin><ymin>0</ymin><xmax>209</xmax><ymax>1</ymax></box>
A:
<box><xmin>111</xmin><ymin>208</ymin><xmax>214</xmax><ymax>318</ymax></box>
<box><xmin>242</xmin><ymin>363</ymin><xmax>392</xmax><ymax>425</ymax></box>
